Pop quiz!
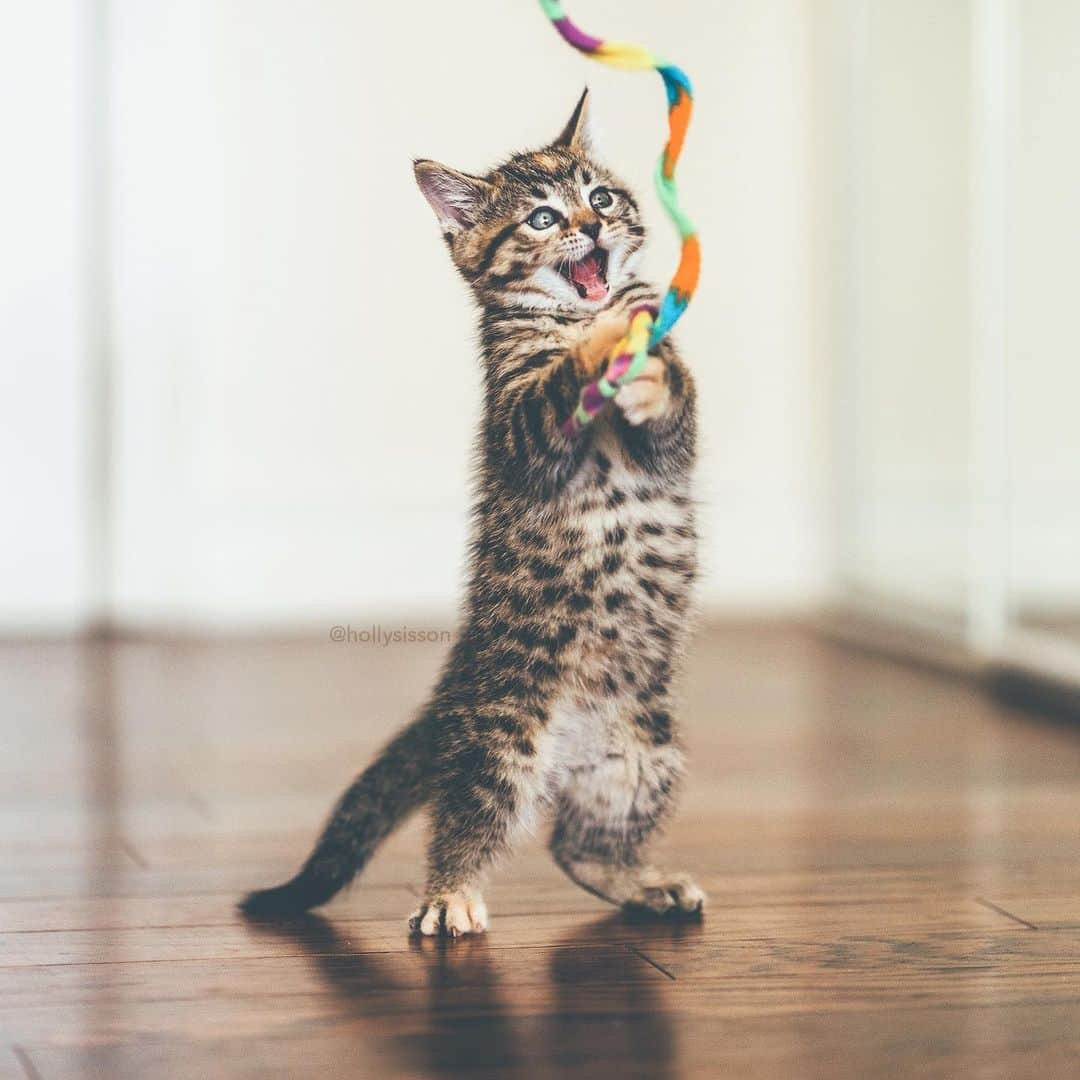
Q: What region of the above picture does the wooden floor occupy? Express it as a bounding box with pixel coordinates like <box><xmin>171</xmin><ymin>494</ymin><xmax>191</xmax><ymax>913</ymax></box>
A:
<box><xmin>3</xmin><ymin>624</ymin><xmax>1080</xmax><ymax>1079</ymax></box>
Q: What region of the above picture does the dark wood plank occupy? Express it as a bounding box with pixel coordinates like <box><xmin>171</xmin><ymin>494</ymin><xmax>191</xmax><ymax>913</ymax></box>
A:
<box><xmin>2</xmin><ymin>625</ymin><xmax>1080</xmax><ymax>1077</ymax></box>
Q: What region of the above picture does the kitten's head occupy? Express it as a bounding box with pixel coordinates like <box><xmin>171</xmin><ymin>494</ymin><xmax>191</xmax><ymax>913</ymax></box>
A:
<box><xmin>414</xmin><ymin>90</ymin><xmax>645</xmax><ymax>311</ymax></box>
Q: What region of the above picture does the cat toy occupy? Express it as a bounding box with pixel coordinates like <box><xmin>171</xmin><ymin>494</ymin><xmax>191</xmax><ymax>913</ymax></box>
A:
<box><xmin>538</xmin><ymin>0</ymin><xmax>700</xmax><ymax>436</ymax></box>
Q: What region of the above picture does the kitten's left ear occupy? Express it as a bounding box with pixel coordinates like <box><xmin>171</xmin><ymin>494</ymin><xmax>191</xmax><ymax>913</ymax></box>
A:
<box><xmin>554</xmin><ymin>87</ymin><xmax>593</xmax><ymax>154</ymax></box>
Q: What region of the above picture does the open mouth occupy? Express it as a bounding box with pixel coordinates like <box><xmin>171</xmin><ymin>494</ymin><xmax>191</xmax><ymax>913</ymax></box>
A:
<box><xmin>560</xmin><ymin>247</ymin><xmax>609</xmax><ymax>302</ymax></box>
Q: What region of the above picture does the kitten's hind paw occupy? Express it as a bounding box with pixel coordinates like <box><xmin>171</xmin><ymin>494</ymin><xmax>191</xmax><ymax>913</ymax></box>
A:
<box><xmin>408</xmin><ymin>890</ymin><xmax>489</xmax><ymax>938</ymax></box>
<box><xmin>622</xmin><ymin>873</ymin><xmax>706</xmax><ymax>918</ymax></box>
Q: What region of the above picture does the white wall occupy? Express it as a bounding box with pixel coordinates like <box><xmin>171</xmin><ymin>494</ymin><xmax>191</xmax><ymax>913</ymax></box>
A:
<box><xmin>103</xmin><ymin>0</ymin><xmax>825</xmax><ymax>628</ymax></box>
<box><xmin>823</xmin><ymin>0</ymin><xmax>1080</xmax><ymax>626</ymax></box>
<box><xmin>1008</xmin><ymin>0</ymin><xmax>1080</xmax><ymax>613</ymax></box>
<box><xmin>0</xmin><ymin>2</ymin><xmax>823</xmax><ymax>632</ymax></box>
<box><xmin>826</xmin><ymin>0</ymin><xmax>974</xmax><ymax>617</ymax></box>
<box><xmin>0</xmin><ymin>2</ymin><xmax>100</xmax><ymax>632</ymax></box>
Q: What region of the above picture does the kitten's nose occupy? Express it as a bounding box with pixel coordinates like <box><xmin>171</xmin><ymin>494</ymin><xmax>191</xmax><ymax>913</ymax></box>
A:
<box><xmin>580</xmin><ymin>219</ymin><xmax>601</xmax><ymax>241</ymax></box>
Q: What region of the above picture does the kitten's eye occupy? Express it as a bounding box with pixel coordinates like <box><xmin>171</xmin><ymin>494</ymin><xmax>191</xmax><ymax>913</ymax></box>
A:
<box><xmin>590</xmin><ymin>187</ymin><xmax>615</xmax><ymax>211</ymax></box>
<box><xmin>527</xmin><ymin>206</ymin><xmax>558</xmax><ymax>230</ymax></box>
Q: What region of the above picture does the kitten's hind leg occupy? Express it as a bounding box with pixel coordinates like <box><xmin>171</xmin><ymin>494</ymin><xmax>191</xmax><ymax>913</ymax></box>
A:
<box><xmin>549</xmin><ymin>740</ymin><xmax>705</xmax><ymax>917</ymax></box>
<box><xmin>409</xmin><ymin>704</ymin><xmax>550</xmax><ymax>937</ymax></box>
<box><xmin>557</xmin><ymin>855</ymin><xmax>706</xmax><ymax>917</ymax></box>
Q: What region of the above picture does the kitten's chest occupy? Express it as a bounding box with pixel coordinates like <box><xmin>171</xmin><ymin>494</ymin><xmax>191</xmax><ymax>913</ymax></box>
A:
<box><xmin>556</xmin><ymin>440</ymin><xmax>696</xmax><ymax>689</ymax></box>
<box><xmin>564</xmin><ymin>432</ymin><xmax>692</xmax><ymax>557</ymax></box>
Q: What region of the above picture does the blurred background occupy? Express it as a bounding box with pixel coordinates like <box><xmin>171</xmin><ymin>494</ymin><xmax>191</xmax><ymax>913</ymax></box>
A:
<box><xmin>3</xmin><ymin>0</ymin><xmax>1078</xmax><ymax>703</ymax></box>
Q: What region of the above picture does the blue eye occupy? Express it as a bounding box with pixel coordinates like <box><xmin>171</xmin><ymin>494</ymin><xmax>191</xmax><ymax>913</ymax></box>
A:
<box><xmin>527</xmin><ymin>206</ymin><xmax>558</xmax><ymax>230</ymax></box>
<box><xmin>589</xmin><ymin>187</ymin><xmax>614</xmax><ymax>210</ymax></box>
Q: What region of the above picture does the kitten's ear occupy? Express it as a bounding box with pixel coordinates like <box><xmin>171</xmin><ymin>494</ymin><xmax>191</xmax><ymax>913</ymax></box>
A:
<box><xmin>554</xmin><ymin>87</ymin><xmax>592</xmax><ymax>153</ymax></box>
<box><xmin>413</xmin><ymin>159</ymin><xmax>493</xmax><ymax>232</ymax></box>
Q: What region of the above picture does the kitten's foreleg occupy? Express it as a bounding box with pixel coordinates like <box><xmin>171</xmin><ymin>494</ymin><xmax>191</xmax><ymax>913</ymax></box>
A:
<box><xmin>614</xmin><ymin>338</ymin><xmax>697</xmax><ymax>480</ymax></box>
<box><xmin>492</xmin><ymin>309</ymin><xmax>641</xmax><ymax>498</ymax></box>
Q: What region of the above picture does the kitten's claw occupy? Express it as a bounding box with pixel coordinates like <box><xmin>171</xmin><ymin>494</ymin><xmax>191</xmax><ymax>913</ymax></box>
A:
<box><xmin>408</xmin><ymin>890</ymin><xmax>489</xmax><ymax>937</ymax></box>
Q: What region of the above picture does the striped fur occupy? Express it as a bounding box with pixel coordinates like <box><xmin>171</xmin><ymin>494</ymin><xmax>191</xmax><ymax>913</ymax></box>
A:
<box><xmin>240</xmin><ymin>93</ymin><xmax>703</xmax><ymax>934</ymax></box>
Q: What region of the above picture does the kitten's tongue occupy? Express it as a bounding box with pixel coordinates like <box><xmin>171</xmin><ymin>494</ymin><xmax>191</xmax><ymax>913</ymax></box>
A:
<box><xmin>570</xmin><ymin>252</ymin><xmax>608</xmax><ymax>301</ymax></box>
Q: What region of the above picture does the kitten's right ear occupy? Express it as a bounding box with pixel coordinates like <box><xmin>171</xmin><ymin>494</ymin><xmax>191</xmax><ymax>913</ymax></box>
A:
<box><xmin>413</xmin><ymin>159</ymin><xmax>493</xmax><ymax>233</ymax></box>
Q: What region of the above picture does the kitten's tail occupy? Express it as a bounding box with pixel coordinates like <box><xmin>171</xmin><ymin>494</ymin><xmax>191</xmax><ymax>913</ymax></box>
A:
<box><xmin>239</xmin><ymin>715</ymin><xmax>431</xmax><ymax>917</ymax></box>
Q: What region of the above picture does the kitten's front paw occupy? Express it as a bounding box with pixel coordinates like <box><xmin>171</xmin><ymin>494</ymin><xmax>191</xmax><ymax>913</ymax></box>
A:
<box><xmin>408</xmin><ymin>890</ymin><xmax>489</xmax><ymax>938</ymax></box>
<box><xmin>623</xmin><ymin>872</ymin><xmax>705</xmax><ymax>917</ymax></box>
<box><xmin>614</xmin><ymin>356</ymin><xmax>671</xmax><ymax>426</ymax></box>
<box><xmin>576</xmin><ymin>308</ymin><xmax>633</xmax><ymax>379</ymax></box>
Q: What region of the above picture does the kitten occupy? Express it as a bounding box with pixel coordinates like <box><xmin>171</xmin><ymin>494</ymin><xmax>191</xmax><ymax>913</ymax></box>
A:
<box><xmin>241</xmin><ymin>90</ymin><xmax>703</xmax><ymax>935</ymax></box>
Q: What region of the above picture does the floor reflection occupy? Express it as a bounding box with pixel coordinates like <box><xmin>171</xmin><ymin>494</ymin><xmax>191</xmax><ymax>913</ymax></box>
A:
<box><xmin>544</xmin><ymin>914</ymin><xmax>699</xmax><ymax>1080</ymax></box>
<box><xmin>248</xmin><ymin>911</ymin><xmax>695</xmax><ymax>1078</ymax></box>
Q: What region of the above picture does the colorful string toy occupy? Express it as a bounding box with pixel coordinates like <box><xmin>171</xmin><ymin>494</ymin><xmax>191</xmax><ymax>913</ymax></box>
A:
<box><xmin>538</xmin><ymin>0</ymin><xmax>701</xmax><ymax>437</ymax></box>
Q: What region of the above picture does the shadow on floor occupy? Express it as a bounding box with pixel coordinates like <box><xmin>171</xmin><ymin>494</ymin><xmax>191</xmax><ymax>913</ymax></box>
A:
<box><xmin>247</xmin><ymin>911</ymin><xmax>697</xmax><ymax>1078</ymax></box>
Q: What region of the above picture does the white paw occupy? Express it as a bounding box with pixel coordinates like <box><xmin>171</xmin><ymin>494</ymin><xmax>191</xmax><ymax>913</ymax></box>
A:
<box><xmin>667</xmin><ymin>876</ymin><xmax>707</xmax><ymax>914</ymax></box>
<box><xmin>626</xmin><ymin>872</ymin><xmax>706</xmax><ymax>916</ymax></box>
<box><xmin>408</xmin><ymin>890</ymin><xmax>489</xmax><ymax>937</ymax></box>
<box><xmin>614</xmin><ymin>357</ymin><xmax>670</xmax><ymax>426</ymax></box>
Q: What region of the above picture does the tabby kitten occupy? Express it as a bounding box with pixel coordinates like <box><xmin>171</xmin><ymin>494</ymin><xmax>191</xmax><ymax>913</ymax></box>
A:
<box><xmin>241</xmin><ymin>90</ymin><xmax>703</xmax><ymax>935</ymax></box>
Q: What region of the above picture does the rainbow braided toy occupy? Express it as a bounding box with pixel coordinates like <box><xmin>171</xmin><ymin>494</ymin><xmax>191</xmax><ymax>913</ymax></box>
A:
<box><xmin>538</xmin><ymin>0</ymin><xmax>700</xmax><ymax>437</ymax></box>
